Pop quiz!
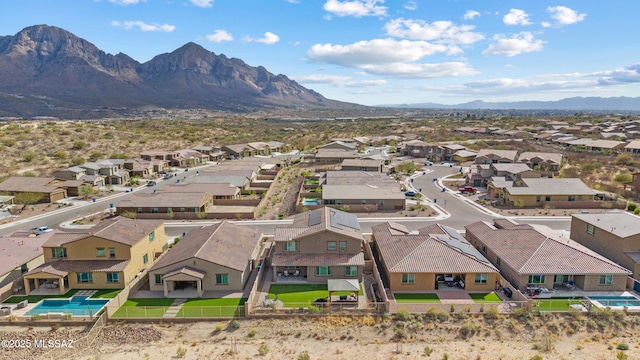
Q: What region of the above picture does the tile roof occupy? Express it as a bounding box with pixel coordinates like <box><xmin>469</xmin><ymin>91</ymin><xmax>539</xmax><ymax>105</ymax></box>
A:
<box><xmin>161</xmin><ymin>183</ymin><xmax>239</xmax><ymax>196</ymax></box>
<box><xmin>43</xmin><ymin>217</ymin><xmax>164</xmax><ymax>247</ymax></box>
<box><xmin>0</xmin><ymin>230</ymin><xmax>51</xmax><ymax>275</ymax></box>
<box><xmin>163</xmin><ymin>266</ymin><xmax>206</xmax><ymax>280</ymax></box>
<box><xmin>625</xmin><ymin>140</ymin><xmax>640</xmax><ymax>150</ymax></box>
<box><xmin>476</xmin><ymin>149</ymin><xmax>518</xmax><ymax>161</ymax></box>
<box><xmin>465</xmin><ymin>220</ymin><xmax>631</xmax><ymax>275</ymax></box>
<box><xmin>117</xmin><ymin>192</ymin><xmax>210</xmax><ymax>208</ymax></box>
<box><xmin>491</xmin><ymin>163</ymin><xmax>534</xmax><ymax>174</ymax></box>
<box><xmin>0</xmin><ymin>177</ymin><xmax>64</xmax><ymax>193</ymax></box>
<box><xmin>322</xmin><ymin>184</ymin><xmax>404</xmax><ymax>200</ymax></box>
<box><xmin>572</xmin><ymin>212</ymin><xmax>640</xmax><ymax>238</ymax></box>
<box><xmin>150</xmin><ymin>221</ymin><xmax>262</xmax><ymax>272</ymax></box>
<box><xmin>275</xmin><ymin>207</ymin><xmax>364</xmax><ymax>242</ymax></box>
<box><xmin>506</xmin><ymin>178</ymin><xmax>595</xmax><ymax>195</ymax></box>
<box><xmin>372</xmin><ymin>222</ymin><xmax>497</xmax><ymax>274</ymax></box>
<box><xmin>517</xmin><ymin>152</ymin><xmax>563</xmax><ymax>164</ymax></box>
<box><xmin>271</xmin><ymin>252</ymin><xmax>364</xmax><ymax>266</ymax></box>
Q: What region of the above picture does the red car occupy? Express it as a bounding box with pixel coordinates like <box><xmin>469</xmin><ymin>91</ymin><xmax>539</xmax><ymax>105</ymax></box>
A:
<box><xmin>458</xmin><ymin>186</ymin><xmax>478</xmax><ymax>194</ymax></box>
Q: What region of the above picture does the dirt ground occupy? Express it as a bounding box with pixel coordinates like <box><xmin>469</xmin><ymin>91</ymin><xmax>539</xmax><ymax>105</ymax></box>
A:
<box><xmin>4</xmin><ymin>313</ymin><xmax>639</xmax><ymax>360</ymax></box>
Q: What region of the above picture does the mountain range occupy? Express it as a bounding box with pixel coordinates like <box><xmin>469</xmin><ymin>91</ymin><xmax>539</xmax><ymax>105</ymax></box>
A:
<box><xmin>0</xmin><ymin>25</ymin><xmax>354</xmax><ymax>118</ymax></box>
<box><xmin>383</xmin><ymin>97</ymin><xmax>640</xmax><ymax>112</ymax></box>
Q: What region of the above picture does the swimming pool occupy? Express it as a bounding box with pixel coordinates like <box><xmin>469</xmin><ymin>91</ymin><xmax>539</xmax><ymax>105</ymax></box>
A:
<box><xmin>302</xmin><ymin>198</ymin><xmax>320</xmax><ymax>205</ymax></box>
<box><xmin>589</xmin><ymin>296</ymin><xmax>640</xmax><ymax>308</ymax></box>
<box><xmin>28</xmin><ymin>296</ymin><xmax>108</xmax><ymax>317</ymax></box>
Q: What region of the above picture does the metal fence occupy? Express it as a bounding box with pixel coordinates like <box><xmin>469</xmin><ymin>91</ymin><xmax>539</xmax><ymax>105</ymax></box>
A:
<box><xmin>109</xmin><ymin>306</ymin><xmax>245</xmax><ymax>319</ymax></box>
<box><xmin>251</xmin><ymin>302</ymin><xmax>386</xmax><ymax>316</ymax></box>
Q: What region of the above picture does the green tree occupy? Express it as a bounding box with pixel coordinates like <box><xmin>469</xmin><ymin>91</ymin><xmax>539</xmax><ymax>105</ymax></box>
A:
<box><xmin>14</xmin><ymin>192</ymin><xmax>44</xmax><ymax>205</ymax></box>
<box><xmin>614</xmin><ymin>173</ymin><xmax>632</xmax><ymax>189</ymax></box>
<box><xmin>71</xmin><ymin>157</ymin><xmax>85</xmax><ymax>166</ymax></box>
<box><xmin>89</xmin><ymin>151</ymin><xmax>103</xmax><ymax>162</ymax></box>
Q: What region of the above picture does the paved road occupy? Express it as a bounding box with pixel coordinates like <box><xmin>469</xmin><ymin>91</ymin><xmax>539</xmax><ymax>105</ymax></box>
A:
<box><xmin>0</xmin><ymin>163</ymin><xmax>571</xmax><ymax>237</ymax></box>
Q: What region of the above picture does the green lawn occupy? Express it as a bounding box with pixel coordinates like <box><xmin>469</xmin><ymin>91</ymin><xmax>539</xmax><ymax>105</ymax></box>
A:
<box><xmin>177</xmin><ymin>298</ymin><xmax>247</xmax><ymax>318</ymax></box>
<box><xmin>535</xmin><ymin>297</ymin><xmax>584</xmax><ymax>311</ymax></box>
<box><xmin>469</xmin><ymin>292</ymin><xmax>502</xmax><ymax>303</ymax></box>
<box><xmin>110</xmin><ymin>298</ymin><xmax>176</xmax><ymax>318</ymax></box>
<box><xmin>305</xmin><ymin>180</ymin><xmax>319</xmax><ymax>184</ymax></box>
<box><xmin>268</xmin><ymin>284</ymin><xmax>364</xmax><ymax>305</ymax></box>
<box><xmin>91</xmin><ymin>289</ymin><xmax>123</xmax><ymax>299</ymax></box>
<box><xmin>394</xmin><ymin>293</ymin><xmax>441</xmax><ymax>303</ymax></box>
<box><xmin>2</xmin><ymin>289</ymin><xmax>79</xmax><ymax>304</ymax></box>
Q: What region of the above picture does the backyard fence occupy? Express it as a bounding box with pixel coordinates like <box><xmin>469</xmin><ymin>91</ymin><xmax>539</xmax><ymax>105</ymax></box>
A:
<box><xmin>251</xmin><ymin>302</ymin><xmax>386</xmax><ymax>316</ymax></box>
<box><xmin>110</xmin><ymin>306</ymin><xmax>245</xmax><ymax>319</ymax></box>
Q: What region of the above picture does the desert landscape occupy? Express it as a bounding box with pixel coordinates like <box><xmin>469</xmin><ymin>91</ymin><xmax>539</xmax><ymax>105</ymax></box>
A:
<box><xmin>2</xmin><ymin>311</ymin><xmax>639</xmax><ymax>360</ymax></box>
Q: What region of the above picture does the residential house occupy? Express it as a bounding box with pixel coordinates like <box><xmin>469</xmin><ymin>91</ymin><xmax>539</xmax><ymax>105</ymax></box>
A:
<box><xmin>442</xmin><ymin>144</ymin><xmax>467</xmax><ymax>161</ymax></box>
<box><xmin>625</xmin><ymin>140</ymin><xmax>640</xmax><ymax>156</ymax></box>
<box><xmin>467</xmin><ymin>164</ymin><xmax>493</xmax><ymax>187</ymax></box>
<box><xmin>314</xmin><ymin>149</ymin><xmax>361</xmax><ymax>163</ymax></box>
<box><xmin>465</xmin><ymin>219</ymin><xmax>631</xmax><ymax>294</ymax></box>
<box><xmin>319</xmin><ymin>141</ymin><xmax>357</xmax><ymax>152</ymax></box>
<box><xmin>123</xmin><ymin>159</ymin><xmax>154</xmax><ymax>178</ymax></box>
<box><xmin>322</xmin><ymin>185</ymin><xmax>405</xmax><ymax>210</ymax></box>
<box><xmin>22</xmin><ymin>217</ymin><xmax>167</xmax><ymax>294</ymax></box>
<box><xmin>116</xmin><ymin>192</ymin><xmax>214</xmax><ymax>217</ymax></box>
<box><xmin>0</xmin><ymin>177</ymin><xmax>67</xmax><ymax>203</ymax></box>
<box><xmin>148</xmin><ymin>221</ymin><xmax>262</xmax><ymax>296</ymax></box>
<box><xmin>53</xmin><ymin>166</ymin><xmax>106</xmax><ymax>187</ymax></box>
<box><xmin>570</xmin><ymin>212</ymin><xmax>640</xmax><ymax>280</ymax></box>
<box><xmin>516</xmin><ymin>152</ymin><xmax>563</xmax><ymax>176</ymax></box>
<box><xmin>0</xmin><ymin>230</ymin><xmax>53</xmax><ymax>288</ymax></box>
<box><xmin>401</xmin><ymin>140</ymin><xmax>433</xmax><ymax>158</ymax></box>
<box><xmin>490</xmin><ymin>163</ymin><xmax>541</xmax><ymax>181</ymax></box>
<box><xmin>452</xmin><ymin>150</ymin><xmax>478</xmax><ymax>163</ymax></box>
<box><xmin>222</xmin><ymin>144</ymin><xmax>254</xmax><ymax>158</ymax></box>
<box><xmin>599</xmin><ymin>132</ymin><xmax>627</xmax><ymax>141</ymax></box>
<box><xmin>140</xmin><ymin>150</ymin><xmax>179</xmax><ymax>162</ymax></box>
<box><xmin>191</xmin><ymin>146</ymin><xmax>227</xmax><ymax>161</ymax></box>
<box><xmin>270</xmin><ymin>207</ymin><xmax>364</xmax><ymax>284</ymax></box>
<box><xmin>585</xmin><ymin>140</ymin><xmax>627</xmax><ymax>154</ymax></box>
<box><xmin>161</xmin><ymin>183</ymin><xmax>240</xmax><ymax>199</ymax></box>
<box><xmin>475</xmin><ymin>149</ymin><xmax>518</xmax><ymax>164</ymax></box>
<box><xmin>80</xmin><ymin>160</ymin><xmax>129</xmax><ymax>185</ymax></box>
<box><xmin>340</xmin><ymin>159</ymin><xmax>383</xmax><ymax>172</ymax></box>
<box><xmin>489</xmin><ymin>178</ymin><xmax>595</xmax><ymax>207</ymax></box>
<box><xmin>170</xmin><ymin>149</ymin><xmax>210</xmax><ymax>167</ymax></box>
<box><xmin>371</xmin><ymin>222</ymin><xmax>498</xmax><ymax>291</ymax></box>
<box><xmin>190</xmin><ymin>175</ymin><xmax>251</xmax><ymax>191</ymax></box>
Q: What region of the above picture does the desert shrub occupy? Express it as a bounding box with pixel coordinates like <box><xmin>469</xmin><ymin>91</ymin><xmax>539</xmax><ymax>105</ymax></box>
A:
<box><xmin>617</xmin><ymin>343</ymin><xmax>629</xmax><ymax>350</ymax></box>
<box><xmin>53</xmin><ymin>151</ymin><xmax>67</xmax><ymax>159</ymax></box>
<box><xmin>485</xmin><ymin>307</ymin><xmax>499</xmax><ymax>320</ymax></box>
<box><xmin>617</xmin><ymin>351</ymin><xmax>628</xmax><ymax>360</ymax></box>
<box><xmin>257</xmin><ymin>344</ymin><xmax>269</xmax><ymax>356</ymax></box>
<box><xmin>247</xmin><ymin>328</ymin><xmax>257</xmax><ymax>337</ymax></box>
<box><xmin>459</xmin><ymin>321</ymin><xmax>480</xmax><ymax>338</ymax></box>
<box><xmin>513</xmin><ymin>199</ymin><xmax>524</xmax><ymax>208</ymax></box>
<box><xmin>23</xmin><ymin>151</ymin><xmax>37</xmax><ymax>162</ymax></box>
<box><xmin>176</xmin><ymin>347</ymin><xmax>187</xmax><ymax>358</ymax></box>
<box><xmin>513</xmin><ymin>307</ymin><xmax>532</xmax><ymax>321</ymax></box>
<box><xmin>394</xmin><ymin>327</ymin><xmax>405</xmax><ymax>340</ymax></box>
<box><xmin>72</xmin><ymin>140</ymin><xmax>85</xmax><ymax>150</ymax></box>
<box><xmin>71</xmin><ymin>157</ymin><xmax>84</xmax><ymax>166</ymax></box>
<box><xmin>231</xmin><ymin>320</ymin><xmax>241</xmax><ymax>329</ymax></box>
<box><xmin>298</xmin><ymin>351</ymin><xmax>311</xmax><ymax>360</ymax></box>
<box><xmin>424</xmin><ymin>346</ymin><xmax>434</xmax><ymax>356</ymax></box>
<box><xmin>628</xmin><ymin>203</ymin><xmax>637</xmax><ymax>212</ymax></box>
<box><xmin>635</xmin><ymin>208</ymin><xmax>640</xmax><ymax>215</ymax></box>
<box><xmin>394</xmin><ymin>308</ymin><xmax>411</xmax><ymax>321</ymax></box>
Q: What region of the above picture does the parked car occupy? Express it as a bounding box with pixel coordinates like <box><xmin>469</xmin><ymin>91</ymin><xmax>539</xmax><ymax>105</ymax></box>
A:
<box><xmin>458</xmin><ymin>186</ymin><xmax>478</xmax><ymax>194</ymax></box>
<box><xmin>312</xmin><ymin>297</ymin><xmax>328</xmax><ymax>308</ymax></box>
<box><xmin>163</xmin><ymin>173</ymin><xmax>173</xmax><ymax>180</ymax></box>
<box><xmin>424</xmin><ymin>161</ymin><xmax>433</xmax><ymax>166</ymax></box>
<box><xmin>147</xmin><ymin>180</ymin><xmax>157</xmax><ymax>187</ymax></box>
<box><xmin>30</xmin><ymin>226</ymin><xmax>53</xmax><ymax>235</ymax></box>
<box><xmin>503</xmin><ymin>287</ymin><xmax>513</xmax><ymax>298</ymax></box>
<box><xmin>404</xmin><ymin>191</ymin><xmax>416</xmax><ymax>197</ymax></box>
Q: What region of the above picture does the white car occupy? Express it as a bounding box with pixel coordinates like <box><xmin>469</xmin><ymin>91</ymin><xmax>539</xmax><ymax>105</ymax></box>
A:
<box><xmin>30</xmin><ymin>226</ymin><xmax>54</xmax><ymax>235</ymax></box>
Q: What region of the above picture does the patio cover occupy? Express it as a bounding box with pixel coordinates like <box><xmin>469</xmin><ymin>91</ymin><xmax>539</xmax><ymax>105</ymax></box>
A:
<box><xmin>328</xmin><ymin>279</ymin><xmax>359</xmax><ymax>292</ymax></box>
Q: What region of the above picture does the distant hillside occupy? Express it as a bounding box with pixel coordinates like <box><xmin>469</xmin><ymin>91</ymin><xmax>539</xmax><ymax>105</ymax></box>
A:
<box><xmin>383</xmin><ymin>97</ymin><xmax>640</xmax><ymax>111</ymax></box>
<box><xmin>0</xmin><ymin>25</ymin><xmax>358</xmax><ymax>118</ymax></box>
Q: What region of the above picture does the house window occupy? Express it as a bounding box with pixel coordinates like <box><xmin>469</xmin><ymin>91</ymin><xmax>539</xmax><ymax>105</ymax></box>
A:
<box><xmin>345</xmin><ymin>266</ymin><xmax>357</xmax><ymax>277</ymax></box>
<box><xmin>401</xmin><ymin>273</ymin><xmax>415</xmax><ymax>284</ymax></box>
<box><xmin>336</xmin><ymin>200</ymin><xmax>342</xmax><ymax>205</ymax></box>
<box><xmin>154</xmin><ymin>274</ymin><xmax>163</xmax><ymax>284</ymax></box>
<box><xmin>481</xmin><ymin>245</ymin><xmax>487</xmax><ymax>254</ymax></box>
<box><xmin>339</xmin><ymin>241</ymin><xmax>347</xmax><ymax>252</ymax></box>
<box><xmin>568</xmin><ymin>196</ymin><xmax>575</xmax><ymax>201</ymax></box>
<box><xmin>327</xmin><ymin>241</ymin><xmax>337</xmax><ymax>251</ymax></box>
<box><xmin>192</xmin><ymin>208</ymin><xmax>198</xmax><ymax>213</ymax></box>
<box><xmin>109</xmin><ymin>248</ymin><xmax>116</xmax><ymax>258</ymax></box>
<box><xmin>96</xmin><ymin>248</ymin><xmax>105</xmax><ymax>257</ymax></box>
<box><xmin>167</xmin><ymin>208</ymin><xmax>172</xmax><ymax>214</ymax></box>
<box><xmin>151</xmin><ymin>208</ymin><xmax>159</xmax><ymax>213</ymax></box>
<box><xmin>527</xmin><ymin>275</ymin><xmax>545</xmax><ymax>284</ymax></box>
<box><xmin>143</xmin><ymin>253</ymin><xmax>149</xmax><ymax>264</ymax></box>
<box><xmin>379</xmin><ymin>199</ymin><xmax>384</xmax><ymax>205</ymax></box>
<box><xmin>536</xmin><ymin>196</ymin><xmax>541</xmax><ymax>203</ymax></box>
<box><xmin>316</xmin><ymin>266</ymin><xmax>331</xmax><ymax>276</ymax></box>
<box><xmin>496</xmin><ymin>257</ymin><xmax>501</xmax><ymax>267</ymax></box>
<box><xmin>284</xmin><ymin>241</ymin><xmax>299</xmax><ymax>252</ymax></box>
<box><xmin>554</xmin><ymin>275</ymin><xmax>571</xmax><ymax>284</ymax></box>
<box><xmin>216</xmin><ymin>274</ymin><xmax>229</xmax><ymax>285</ymax></box>
<box><xmin>599</xmin><ymin>275</ymin><xmax>613</xmax><ymax>285</ymax></box>
<box><xmin>361</xmin><ymin>200</ymin><xmax>366</xmax><ymax>204</ymax></box>
<box><xmin>578</xmin><ymin>195</ymin><xmax>582</xmax><ymax>200</ymax></box>
<box><xmin>587</xmin><ymin>224</ymin><xmax>595</xmax><ymax>235</ymax></box>
<box><xmin>76</xmin><ymin>273</ymin><xmax>93</xmax><ymax>283</ymax></box>
<box><xmin>137</xmin><ymin>208</ymin><xmax>142</xmax><ymax>213</ymax></box>
<box><xmin>180</xmin><ymin>208</ymin><xmax>185</xmax><ymax>212</ymax></box>
<box><xmin>21</xmin><ymin>264</ymin><xmax>28</xmax><ymax>273</ymax></box>
<box><xmin>51</xmin><ymin>248</ymin><xmax>67</xmax><ymax>259</ymax></box>
<box><xmin>149</xmin><ymin>231</ymin><xmax>155</xmax><ymax>242</ymax></box>
<box><xmin>474</xmin><ymin>274</ymin><xmax>488</xmax><ymax>284</ymax></box>
<box><xmin>106</xmin><ymin>273</ymin><xmax>120</xmax><ymax>283</ymax></box>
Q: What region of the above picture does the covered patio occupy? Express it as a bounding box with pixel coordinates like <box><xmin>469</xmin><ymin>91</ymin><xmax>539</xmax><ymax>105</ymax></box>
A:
<box><xmin>22</xmin><ymin>265</ymin><xmax>69</xmax><ymax>295</ymax></box>
<box><xmin>328</xmin><ymin>279</ymin><xmax>359</xmax><ymax>303</ymax></box>
<box><xmin>162</xmin><ymin>267</ymin><xmax>205</xmax><ymax>298</ymax></box>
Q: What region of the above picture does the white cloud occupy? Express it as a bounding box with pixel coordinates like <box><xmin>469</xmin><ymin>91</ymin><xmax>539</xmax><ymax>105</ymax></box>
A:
<box><xmin>541</xmin><ymin>22</ymin><xmax>551</xmax><ymax>28</ymax></box>
<box><xmin>111</xmin><ymin>20</ymin><xmax>176</xmax><ymax>32</ymax></box>
<box><xmin>205</xmin><ymin>30</ymin><xmax>233</xmax><ymax>42</ymax></box>
<box><xmin>463</xmin><ymin>10</ymin><xmax>480</xmax><ymax>20</ymax></box>
<box><xmin>547</xmin><ymin>6</ymin><xmax>586</xmax><ymax>25</ymax></box>
<box><xmin>295</xmin><ymin>74</ymin><xmax>387</xmax><ymax>87</ymax></box>
<box><xmin>323</xmin><ymin>0</ymin><xmax>388</xmax><ymax>18</ymax></box>
<box><xmin>307</xmin><ymin>38</ymin><xmax>477</xmax><ymax>78</ymax></box>
<box><xmin>503</xmin><ymin>9</ymin><xmax>532</xmax><ymax>26</ymax></box>
<box><xmin>384</xmin><ymin>18</ymin><xmax>484</xmax><ymax>45</ymax></box>
<box><xmin>483</xmin><ymin>32</ymin><xmax>544</xmax><ymax>57</ymax></box>
<box><xmin>308</xmin><ymin>38</ymin><xmax>449</xmax><ymax>67</ymax></box>
<box><xmin>108</xmin><ymin>0</ymin><xmax>145</xmax><ymax>5</ymax></box>
<box><xmin>255</xmin><ymin>32</ymin><xmax>280</xmax><ymax>44</ymax></box>
<box><xmin>285</xmin><ymin>0</ymin><xmax>300</xmax><ymax>3</ymax></box>
<box><xmin>403</xmin><ymin>1</ymin><xmax>417</xmax><ymax>11</ymax></box>
<box><xmin>190</xmin><ymin>0</ymin><xmax>213</xmax><ymax>8</ymax></box>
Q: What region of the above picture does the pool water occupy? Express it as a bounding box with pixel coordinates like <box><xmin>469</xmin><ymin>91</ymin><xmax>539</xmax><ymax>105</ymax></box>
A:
<box><xmin>589</xmin><ymin>296</ymin><xmax>640</xmax><ymax>307</ymax></box>
<box><xmin>302</xmin><ymin>198</ymin><xmax>320</xmax><ymax>205</ymax></box>
<box><xmin>28</xmin><ymin>296</ymin><xmax>108</xmax><ymax>316</ymax></box>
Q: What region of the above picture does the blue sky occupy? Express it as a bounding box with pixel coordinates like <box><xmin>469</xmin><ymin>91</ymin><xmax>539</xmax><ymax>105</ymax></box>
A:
<box><xmin>2</xmin><ymin>0</ymin><xmax>640</xmax><ymax>106</ymax></box>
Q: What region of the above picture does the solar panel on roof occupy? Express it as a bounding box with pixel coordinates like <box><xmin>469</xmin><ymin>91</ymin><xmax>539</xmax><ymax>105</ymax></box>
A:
<box><xmin>435</xmin><ymin>235</ymin><xmax>488</xmax><ymax>264</ymax></box>
<box><xmin>308</xmin><ymin>210</ymin><xmax>322</xmax><ymax>226</ymax></box>
<box><xmin>329</xmin><ymin>211</ymin><xmax>344</xmax><ymax>230</ymax></box>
